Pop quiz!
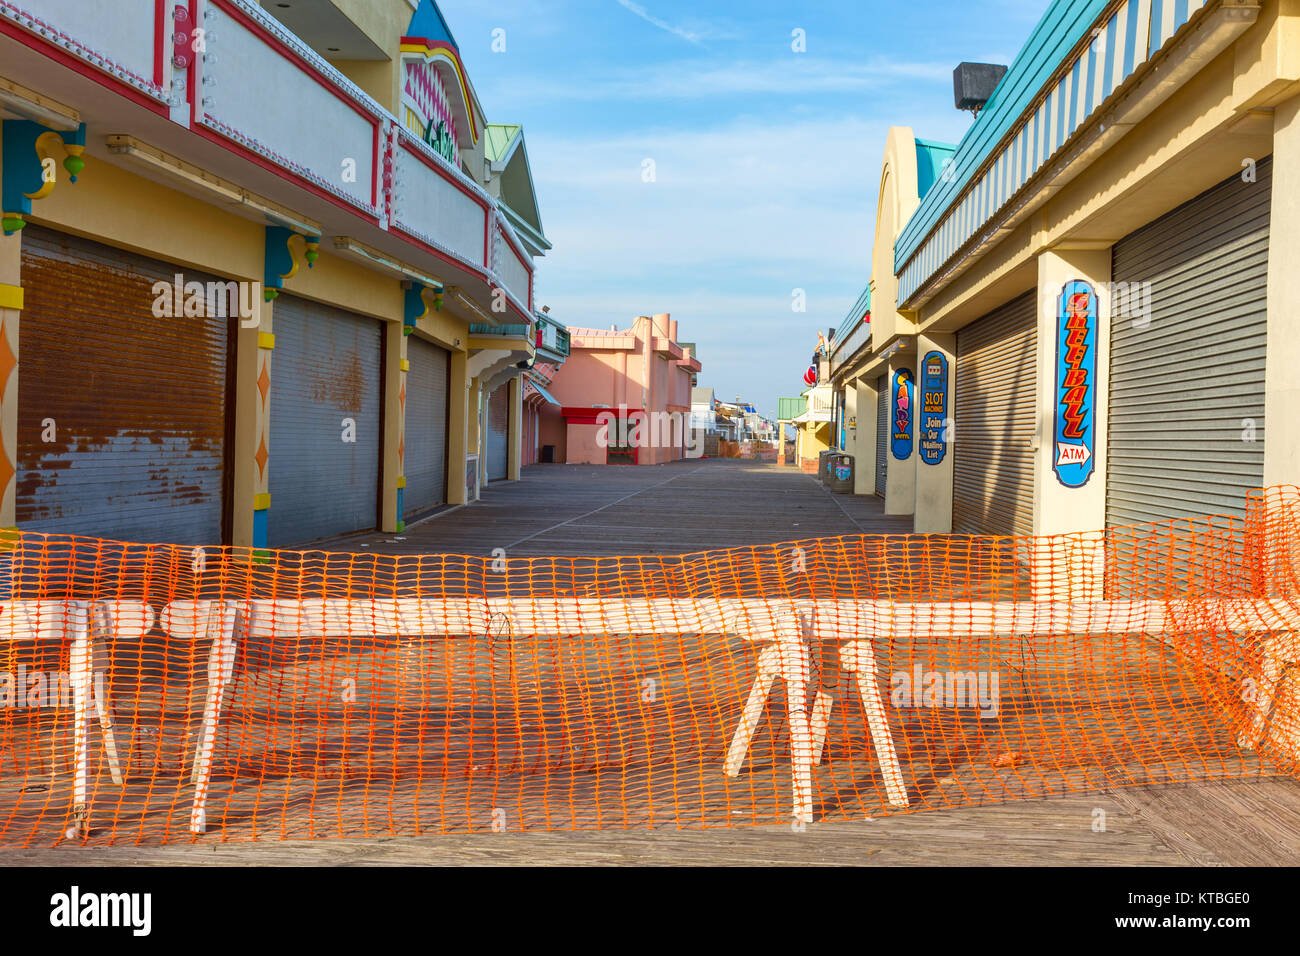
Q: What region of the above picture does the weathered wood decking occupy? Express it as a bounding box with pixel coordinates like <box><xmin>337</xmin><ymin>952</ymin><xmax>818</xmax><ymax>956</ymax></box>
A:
<box><xmin>314</xmin><ymin>459</ymin><xmax>914</xmax><ymax>557</ymax></box>
<box><xmin>3</xmin><ymin>460</ymin><xmax>1299</xmax><ymax>865</ymax></box>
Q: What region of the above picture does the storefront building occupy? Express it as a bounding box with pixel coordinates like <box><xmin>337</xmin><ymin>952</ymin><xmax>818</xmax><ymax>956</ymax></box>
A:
<box><xmin>832</xmin><ymin>0</ymin><xmax>1300</xmax><ymax>557</ymax></box>
<box><xmin>0</xmin><ymin>0</ymin><xmax>547</xmax><ymax>546</ymax></box>
<box><xmin>543</xmin><ymin>314</ymin><xmax>702</xmax><ymax>465</ymax></box>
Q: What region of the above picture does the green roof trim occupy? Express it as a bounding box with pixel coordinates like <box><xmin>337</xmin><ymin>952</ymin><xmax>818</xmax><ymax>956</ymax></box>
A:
<box><xmin>500</xmin><ymin>200</ymin><xmax>551</xmax><ymax>252</ymax></box>
<box><xmin>484</xmin><ymin>124</ymin><xmax>522</xmax><ymax>163</ymax></box>
<box><xmin>777</xmin><ymin>397</ymin><xmax>805</xmax><ymax>422</ymax></box>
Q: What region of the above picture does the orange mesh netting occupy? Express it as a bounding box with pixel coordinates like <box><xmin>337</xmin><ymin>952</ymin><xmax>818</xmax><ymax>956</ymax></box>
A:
<box><xmin>0</xmin><ymin>486</ymin><xmax>1297</xmax><ymax>847</ymax></box>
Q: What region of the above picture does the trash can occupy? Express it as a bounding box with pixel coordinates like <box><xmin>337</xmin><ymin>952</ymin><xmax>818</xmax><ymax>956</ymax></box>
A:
<box><xmin>818</xmin><ymin>449</ymin><xmax>836</xmax><ymax>486</ymax></box>
<box><xmin>829</xmin><ymin>454</ymin><xmax>854</xmax><ymax>493</ymax></box>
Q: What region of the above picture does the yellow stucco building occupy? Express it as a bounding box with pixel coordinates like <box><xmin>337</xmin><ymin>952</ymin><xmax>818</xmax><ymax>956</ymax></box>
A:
<box><xmin>832</xmin><ymin>0</ymin><xmax>1300</xmax><ymax>548</ymax></box>
<box><xmin>0</xmin><ymin>0</ymin><xmax>553</xmax><ymax>549</ymax></box>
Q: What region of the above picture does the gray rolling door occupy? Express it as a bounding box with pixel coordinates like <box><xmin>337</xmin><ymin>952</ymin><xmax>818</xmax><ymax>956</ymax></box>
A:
<box><xmin>874</xmin><ymin>376</ymin><xmax>888</xmax><ymax>497</ymax></box>
<box><xmin>953</xmin><ymin>291</ymin><xmax>1037</xmax><ymax>536</ymax></box>
<box><xmin>1107</xmin><ymin>158</ymin><xmax>1270</xmax><ymax>526</ymax></box>
<box><xmin>17</xmin><ymin>226</ymin><xmax>231</xmax><ymax>544</ymax></box>
<box><xmin>268</xmin><ymin>296</ymin><xmax>382</xmax><ymax>545</ymax></box>
<box><xmin>486</xmin><ymin>383</ymin><xmax>509</xmax><ymax>480</ymax></box>
<box><xmin>404</xmin><ymin>336</ymin><xmax>450</xmax><ymax>516</ymax></box>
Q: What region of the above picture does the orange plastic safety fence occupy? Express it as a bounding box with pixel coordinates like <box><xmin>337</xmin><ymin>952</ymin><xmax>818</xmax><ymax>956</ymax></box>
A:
<box><xmin>0</xmin><ymin>487</ymin><xmax>1296</xmax><ymax>846</ymax></box>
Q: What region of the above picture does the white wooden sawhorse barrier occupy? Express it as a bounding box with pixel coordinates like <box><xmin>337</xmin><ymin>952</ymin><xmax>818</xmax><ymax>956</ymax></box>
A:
<box><xmin>5</xmin><ymin>595</ymin><xmax>1297</xmax><ymax>836</ymax></box>
<box><xmin>166</xmin><ymin>595</ymin><xmax>1300</xmax><ymax>831</ymax></box>
<box><xmin>0</xmin><ymin>601</ymin><xmax>154</xmax><ymax>838</ymax></box>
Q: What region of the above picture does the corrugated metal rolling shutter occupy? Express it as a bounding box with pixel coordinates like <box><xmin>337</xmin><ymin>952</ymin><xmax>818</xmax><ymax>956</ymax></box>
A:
<box><xmin>268</xmin><ymin>295</ymin><xmax>382</xmax><ymax>545</ymax></box>
<box><xmin>953</xmin><ymin>291</ymin><xmax>1037</xmax><ymax>536</ymax></box>
<box><xmin>1107</xmin><ymin>158</ymin><xmax>1270</xmax><ymax>526</ymax></box>
<box><xmin>875</xmin><ymin>376</ymin><xmax>888</xmax><ymax>497</ymax></box>
<box><xmin>486</xmin><ymin>382</ymin><xmax>509</xmax><ymax>480</ymax></box>
<box><xmin>17</xmin><ymin>226</ymin><xmax>232</xmax><ymax>544</ymax></box>
<box><xmin>404</xmin><ymin>335</ymin><xmax>449</xmax><ymax>517</ymax></box>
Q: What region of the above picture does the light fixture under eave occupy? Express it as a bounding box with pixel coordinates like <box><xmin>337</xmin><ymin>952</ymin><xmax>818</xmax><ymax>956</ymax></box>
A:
<box><xmin>331</xmin><ymin>237</ymin><xmax>443</xmax><ymax>292</ymax></box>
<box><xmin>0</xmin><ymin>83</ymin><xmax>80</xmax><ymax>130</ymax></box>
<box><xmin>446</xmin><ymin>287</ymin><xmax>497</xmax><ymax>326</ymax></box>
<box><xmin>104</xmin><ymin>135</ymin><xmax>320</xmax><ymax>236</ymax></box>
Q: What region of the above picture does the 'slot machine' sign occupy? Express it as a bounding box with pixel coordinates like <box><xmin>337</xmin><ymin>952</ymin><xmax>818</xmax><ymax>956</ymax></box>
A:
<box><xmin>919</xmin><ymin>351</ymin><xmax>948</xmax><ymax>465</ymax></box>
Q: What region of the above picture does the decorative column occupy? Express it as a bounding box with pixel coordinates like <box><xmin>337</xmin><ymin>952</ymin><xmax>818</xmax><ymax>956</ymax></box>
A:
<box><xmin>1032</xmin><ymin>245</ymin><xmax>1111</xmax><ymax>600</ymax></box>
<box><xmin>447</xmin><ymin>349</ymin><xmax>469</xmax><ymax>505</ymax></box>
<box><xmin>507</xmin><ymin>375</ymin><xmax>523</xmax><ymax>481</ymax></box>
<box><xmin>914</xmin><ymin>333</ymin><xmax>956</xmax><ymax>532</ymax></box>
<box><xmin>382</xmin><ymin>320</ymin><xmax>407</xmax><ymax>533</ymax></box>
<box><xmin>231</xmin><ymin>297</ymin><xmax>273</xmax><ymax>553</ymax></box>
<box><xmin>232</xmin><ymin>226</ymin><xmax>318</xmax><ymax>553</ymax></box>
<box><xmin>884</xmin><ymin>354</ymin><xmax>916</xmax><ymax>516</ymax></box>
<box><xmin>0</xmin><ymin>234</ymin><xmax>19</xmax><ymax>534</ymax></box>
<box><xmin>0</xmin><ymin>119</ymin><xmax>87</xmax><ymax>539</ymax></box>
<box><xmin>852</xmin><ymin>377</ymin><xmax>878</xmax><ymax>496</ymax></box>
<box><xmin>1264</xmin><ymin>96</ymin><xmax>1300</xmax><ymax>488</ymax></box>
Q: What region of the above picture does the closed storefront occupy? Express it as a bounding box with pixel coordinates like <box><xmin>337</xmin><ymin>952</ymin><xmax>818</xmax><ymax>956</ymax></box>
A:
<box><xmin>486</xmin><ymin>382</ymin><xmax>509</xmax><ymax>481</ymax></box>
<box><xmin>17</xmin><ymin>226</ymin><xmax>233</xmax><ymax>544</ymax></box>
<box><xmin>268</xmin><ymin>295</ymin><xmax>382</xmax><ymax>545</ymax></box>
<box><xmin>404</xmin><ymin>335</ymin><xmax>450</xmax><ymax>517</ymax></box>
<box><xmin>952</xmin><ymin>291</ymin><xmax>1037</xmax><ymax>536</ymax></box>
<box><xmin>1107</xmin><ymin>159</ymin><xmax>1271</xmax><ymax>526</ymax></box>
<box><xmin>874</xmin><ymin>375</ymin><xmax>888</xmax><ymax>497</ymax></box>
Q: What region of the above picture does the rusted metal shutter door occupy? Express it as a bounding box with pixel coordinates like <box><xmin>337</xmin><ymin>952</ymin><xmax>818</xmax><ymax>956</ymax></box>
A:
<box><xmin>1108</xmin><ymin>158</ymin><xmax>1270</xmax><ymax>526</ymax></box>
<box><xmin>404</xmin><ymin>335</ymin><xmax>450</xmax><ymax>516</ymax></box>
<box><xmin>268</xmin><ymin>295</ymin><xmax>382</xmax><ymax>546</ymax></box>
<box><xmin>953</xmin><ymin>291</ymin><xmax>1037</xmax><ymax>536</ymax></box>
<box><xmin>486</xmin><ymin>382</ymin><xmax>509</xmax><ymax>481</ymax></box>
<box><xmin>874</xmin><ymin>376</ymin><xmax>888</xmax><ymax>497</ymax></box>
<box><xmin>17</xmin><ymin>226</ymin><xmax>232</xmax><ymax>544</ymax></box>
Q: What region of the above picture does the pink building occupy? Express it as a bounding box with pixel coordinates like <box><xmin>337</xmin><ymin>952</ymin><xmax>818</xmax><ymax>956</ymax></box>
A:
<box><xmin>540</xmin><ymin>314</ymin><xmax>702</xmax><ymax>465</ymax></box>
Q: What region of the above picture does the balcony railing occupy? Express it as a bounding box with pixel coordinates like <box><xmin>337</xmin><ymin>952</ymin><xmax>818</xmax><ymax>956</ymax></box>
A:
<box><xmin>1</xmin><ymin>0</ymin><xmax>533</xmax><ymax>309</ymax></box>
<box><xmin>534</xmin><ymin>313</ymin><xmax>570</xmax><ymax>359</ymax></box>
<box><xmin>392</xmin><ymin>127</ymin><xmax>491</xmax><ymax>270</ymax></box>
<box><xmin>199</xmin><ymin>0</ymin><xmax>386</xmax><ymax>219</ymax></box>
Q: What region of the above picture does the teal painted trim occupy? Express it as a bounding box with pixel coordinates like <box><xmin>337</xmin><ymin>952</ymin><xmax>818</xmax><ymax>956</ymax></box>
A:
<box><xmin>404</xmin><ymin>283</ymin><xmax>428</xmax><ymax>327</ymax></box>
<box><xmin>894</xmin><ymin>0</ymin><xmax>1112</xmax><ymax>274</ymax></box>
<box><xmin>833</xmin><ymin>284</ymin><xmax>873</xmax><ymax>348</ymax></box>
<box><xmin>406</xmin><ymin>0</ymin><xmax>459</xmax><ymax>50</ymax></box>
<box><xmin>252</xmin><ymin>507</ymin><xmax>269</xmax><ymax>550</ymax></box>
<box><xmin>915</xmin><ymin>139</ymin><xmax>957</xmax><ymax>198</ymax></box>
<box><xmin>264</xmin><ymin>225</ymin><xmax>294</xmax><ymax>294</ymax></box>
<box><xmin>501</xmin><ymin>200</ymin><xmax>552</xmax><ymax>252</ymax></box>
<box><xmin>470</xmin><ymin>323</ymin><xmax>529</xmax><ymax>337</ymax></box>
<box><xmin>1</xmin><ymin>121</ymin><xmax>87</xmax><ymax>231</ymax></box>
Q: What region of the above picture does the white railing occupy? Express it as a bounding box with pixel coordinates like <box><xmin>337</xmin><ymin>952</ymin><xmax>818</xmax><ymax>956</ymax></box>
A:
<box><xmin>492</xmin><ymin>214</ymin><xmax>532</xmax><ymax>314</ymax></box>
<box><xmin>4</xmin><ymin>0</ymin><xmax>541</xmax><ymax>291</ymax></box>
<box><xmin>390</xmin><ymin>128</ymin><xmax>490</xmax><ymax>271</ymax></box>
<box><xmin>0</xmin><ymin>0</ymin><xmax>167</xmax><ymax>101</ymax></box>
<box><xmin>197</xmin><ymin>0</ymin><xmax>385</xmax><ymax>218</ymax></box>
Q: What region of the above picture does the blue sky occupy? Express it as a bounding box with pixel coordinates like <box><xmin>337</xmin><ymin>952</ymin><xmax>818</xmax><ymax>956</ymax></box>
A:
<box><xmin>437</xmin><ymin>0</ymin><xmax>1047</xmax><ymax>419</ymax></box>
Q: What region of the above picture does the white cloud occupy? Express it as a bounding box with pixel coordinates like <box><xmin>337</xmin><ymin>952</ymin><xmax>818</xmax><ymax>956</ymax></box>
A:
<box><xmin>525</xmin><ymin>115</ymin><xmax>937</xmax><ymax>409</ymax></box>
<box><xmin>616</xmin><ymin>0</ymin><xmax>703</xmax><ymax>45</ymax></box>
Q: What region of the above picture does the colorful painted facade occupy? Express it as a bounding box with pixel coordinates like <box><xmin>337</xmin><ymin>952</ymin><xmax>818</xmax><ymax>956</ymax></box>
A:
<box><xmin>542</xmin><ymin>314</ymin><xmax>702</xmax><ymax>465</ymax></box>
<box><xmin>0</xmin><ymin>0</ymin><xmax>550</xmax><ymax>547</ymax></box>
<box><xmin>831</xmin><ymin>0</ymin><xmax>1300</xmax><ymax>567</ymax></box>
